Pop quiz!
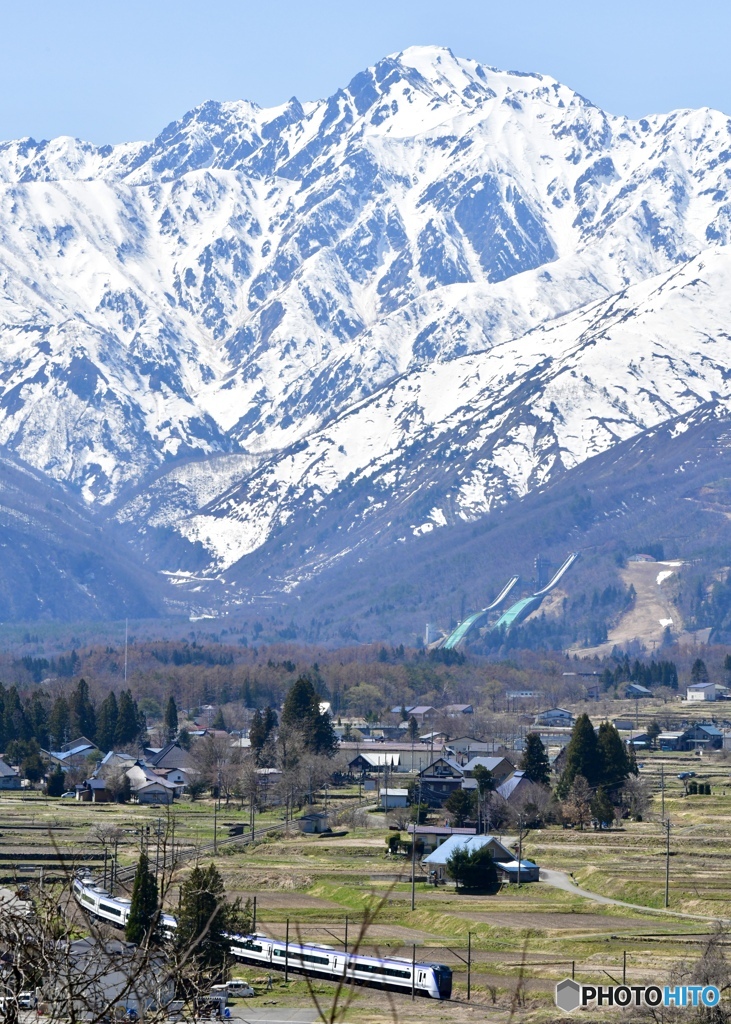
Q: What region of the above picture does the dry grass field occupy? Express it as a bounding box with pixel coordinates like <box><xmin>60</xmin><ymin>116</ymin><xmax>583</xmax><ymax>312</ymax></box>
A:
<box><xmin>4</xmin><ymin>764</ymin><xmax>731</xmax><ymax>1023</ymax></box>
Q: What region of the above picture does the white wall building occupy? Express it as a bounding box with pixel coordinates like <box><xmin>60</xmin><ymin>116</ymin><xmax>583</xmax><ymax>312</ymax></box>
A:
<box><xmin>687</xmin><ymin>682</ymin><xmax>716</xmax><ymax>702</ymax></box>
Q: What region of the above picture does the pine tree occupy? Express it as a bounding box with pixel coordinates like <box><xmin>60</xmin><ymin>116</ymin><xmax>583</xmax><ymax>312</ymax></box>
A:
<box><xmin>281</xmin><ymin>678</ymin><xmax>317</xmax><ymax>728</ymax></box>
<box><xmin>69</xmin><ymin>678</ymin><xmax>96</xmax><ymax>740</ymax></box>
<box><xmin>407</xmin><ymin>716</ymin><xmax>419</xmax><ymax>741</ymax></box>
<box><xmin>646</xmin><ymin>721</ymin><xmax>661</xmax><ymax>750</ymax></box>
<box><xmin>175</xmin><ymin>863</ymin><xmax>230</xmax><ymax>970</ymax></box>
<box><xmin>20</xmin><ymin>741</ymin><xmax>45</xmax><ymax>787</ymax></box>
<box><xmin>249</xmin><ymin>710</ymin><xmax>266</xmax><ymax>762</ymax></box>
<box><xmin>263</xmin><ymin>706</ymin><xmax>278</xmax><ymax>736</ymax></box>
<box><xmin>597</xmin><ymin>721</ymin><xmax>631</xmax><ymax>790</ymax></box>
<box><xmin>282</xmin><ymin>678</ymin><xmax>337</xmax><ymax>757</ymax></box>
<box><xmin>115</xmin><ymin>690</ymin><xmax>141</xmax><ymax>747</ymax></box>
<box><xmin>557</xmin><ymin>714</ymin><xmax>600</xmax><ymax>796</ymax></box>
<box><xmin>126</xmin><ymin>852</ymin><xmax>159</xmax><ymax>946</ymax></box>
<box><xmin>211</xmin><ymin>708</ymin><xmax>226</xmax><ymax>731</ymax></box>
<box><xmin>96</xmin><ymin>692</ymin><xmax>119</xmax><ymax>752</ymax></box>
<box><xmin>690</xmin><ymin>658</ymin><xmax>709</xmax><ymax>684</ymax></box>
<box><xmin>519</xmin><ymin>732</ymin><xmax>551</xmax><ymax>786</ymax></box>
<box><xmin>444</xmin><ymin>788</ymin><xmax>476</xmax><ymax>826</ymax></box>
<box><xmin>590</xmin><ymin>786</ymin><xmax>615</xmax><ymax>827</ymax></box>
<box><xmin>164</xmin><ymin>696</ymin><xmax>179</xmax><ymax>742</ymax></box>
<box><xmin>47</xmin><ymin>765</ymin><xmax>65</xmax><ymax>797</ymax></box>
<box><xmin>48</xmin><ymin>697</ymin><xmax>70</xmax><ymax>749</ymax></box>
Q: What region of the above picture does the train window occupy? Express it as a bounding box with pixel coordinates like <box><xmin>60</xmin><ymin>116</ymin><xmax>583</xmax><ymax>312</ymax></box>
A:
<box><xmin>235</xmin><ymin>941</ymin><xmax>263</xmax><ymax>953</ymax></box>
<box><xmin>354</xmin><ymin>962</ymin><xmax>410</xmax><ymax>979</ymax></box>
<box><xmin>273</xmin><ymin>949</ymin><xmax>329</xmax><ymax>966</ymax></box>
<box><xmin>99</xmin><ymin>903</ymin><xmax>122</xmax><ymax>917</ymax></box>
<box><xmin>81</xmin><ymin>893</ymin><xmax>95</xmax><ymax>905</ymax></box>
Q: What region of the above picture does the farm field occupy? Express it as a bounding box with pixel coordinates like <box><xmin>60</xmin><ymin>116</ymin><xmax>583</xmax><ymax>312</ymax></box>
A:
<box><xmin>3</xmin><ymin>765</ymin><xmax>731</xmax><ymax>1023</ymax></box>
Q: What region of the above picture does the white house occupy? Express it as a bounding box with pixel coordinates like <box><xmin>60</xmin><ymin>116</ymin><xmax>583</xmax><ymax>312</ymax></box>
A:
<box><xmin>534</xmin><ymin>708</ymin><xmax>575</xmax><ymax>726</ymax></box>
<box><xmin>687</xmin><ymin>682</ymin><xmax>717</xmax><ymax>702</ymax></box>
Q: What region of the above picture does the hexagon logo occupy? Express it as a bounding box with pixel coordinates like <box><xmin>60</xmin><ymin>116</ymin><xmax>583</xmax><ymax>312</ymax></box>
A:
<box><xmin>556</xmin><ymin>978</ymin><xmax>582</xmax><ymax>1012</ymax></box>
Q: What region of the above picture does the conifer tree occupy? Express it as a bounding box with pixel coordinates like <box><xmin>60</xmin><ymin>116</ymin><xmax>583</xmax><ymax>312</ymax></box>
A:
<box><xmin>282</xmin><ymin>678</ymin><xmax>337</xmax><ymax>757</ymax></box>
<box><xmin>96</xmin><ymin>692</ymin><xmax>118</xmax><ymax>752</ymax></box>
<box><xmin>47</xmin><ymin>765</ymin><xmax>65</xmax><ymax>797</ymax></box>
<box><xmin>48</xmin><ymin>697</ymin><xmax>70</xmax><ymax>749</ymax></box>
<box><xmin>164</xmin><ymin>696</ymin><xmax>179</xmax><ymax>742</ymax></box>
<box><xmin>519</xmin><ymin>732</ymin><xmax>551</xmax><ymax>786</ymax></box>
<box><xmin>69</xmin><ymin>678</ymin><xmax>96</xmax><ymax>740</ymax></box>
<box><xmin>690</xmin><ymin>658</ymin><xmax>709</xmax><ymax>684</ymax></box>
<box><xmin>126</xmin><ymin>852</ymin><xmax>159</xmax><ymax>946</ymax></box>
<box><xmin>597</xmin><ymin>721</ymin><xmax>631</xmax><ymax>790</ymax></box>
<box><xmin>115</xmin><ymin>689</ymin><xmax>141</xmax><ymax>747</ymax></box>
<box><xmin>175</xmin><ymin>863</ymin><xmax>230</xmax><ymax>970</ymax></box>
<box><xmin>590</xmin><ymin>786</ymin><xmax>615</xmax><ymax>827</ymax></box>
<box><xmin>557</xmin><ymin>713</ymin><xmax>600</xmax><ymax>796</ymax></box>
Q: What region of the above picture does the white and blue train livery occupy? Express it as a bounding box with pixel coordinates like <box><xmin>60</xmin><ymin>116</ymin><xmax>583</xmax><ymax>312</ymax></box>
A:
<box><xmin>73</xmin><ymin>878</ymin><xmax>452</xmax><ymax>999</ymax></box>
<box><xmin>227</xmin><ymin>933</ymin><xmax>452</xmax><ymax>1000</ymax></box>
<box><xmin>72</xmin><ymin>876</ymin><xmax>177</xmax><ymax>938</ymax></box>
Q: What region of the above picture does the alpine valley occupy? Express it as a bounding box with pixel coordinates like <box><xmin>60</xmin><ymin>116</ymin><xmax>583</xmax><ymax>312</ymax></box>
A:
<box><xmin>3</xmin><ymin>45</ymin><xmax>731</xmax><ymax>641</ymax></box>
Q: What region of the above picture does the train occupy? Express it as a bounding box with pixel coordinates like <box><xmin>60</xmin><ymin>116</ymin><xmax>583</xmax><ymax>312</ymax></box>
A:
<box><xmin>72</xmin><ymin>876</ymin><xmax>177</xmax><ymax>939</ymax></box>
<box><xmin>72</xmin><ymin>876</ymin><xmax>452</xmax><ymax>1000</ymax></box>
<box><xmin>227</xmin><ymin>932</ymin><xmax>452</xmax><ymax>999</ymax></box>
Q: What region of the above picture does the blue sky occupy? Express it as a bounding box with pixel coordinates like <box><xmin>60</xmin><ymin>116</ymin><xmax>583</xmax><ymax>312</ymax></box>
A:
<box><xmin>1</xmin><ymin>0</ymin><xmax>728</xmax><ymax>144</ymax></box>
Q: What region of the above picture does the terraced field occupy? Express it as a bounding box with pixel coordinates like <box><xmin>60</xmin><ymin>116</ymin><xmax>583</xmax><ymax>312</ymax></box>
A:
<box><xmin>2</xmin><ymin>769</ymin><xmax>730</xmax><ymax>1022</ymax></box>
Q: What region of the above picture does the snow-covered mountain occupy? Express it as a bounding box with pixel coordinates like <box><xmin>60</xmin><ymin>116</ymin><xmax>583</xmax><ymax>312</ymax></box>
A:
<box><xmin>3</xmin><ymin>46</ymin><xmax>731</xmax><ymax>618</ymax></box>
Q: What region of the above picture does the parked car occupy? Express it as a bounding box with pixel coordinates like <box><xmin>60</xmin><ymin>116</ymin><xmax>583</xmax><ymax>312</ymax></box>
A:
<box><xmin>678</xmin><ymin>772</ymin><xmax>692</xmax><ymax>780</ymax></box>
<box><xmin>18</xmin><ymin>992</ymin><xmax>37</xmax><ymax>1009</ymax></box>
<box><xmin>61</xmin><ymin>791</ymin><xmax>76</xmax><ymax>798</ymax></box>
<box><xmin>226</xmin><ymin>981</ymin><xmax>255</xmax><ymax>998</ymax></box>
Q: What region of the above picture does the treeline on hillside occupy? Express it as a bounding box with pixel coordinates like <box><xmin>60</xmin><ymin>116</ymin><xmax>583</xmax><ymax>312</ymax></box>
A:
<box><xmin>0</xmin><ymin>637</ymin><xmax>725</xmax><ymax>744</ymax></box>
<box><xmin>0</xmin><ymin>677</ymin><xmax>145</xmax><ymax>755</ymax></box>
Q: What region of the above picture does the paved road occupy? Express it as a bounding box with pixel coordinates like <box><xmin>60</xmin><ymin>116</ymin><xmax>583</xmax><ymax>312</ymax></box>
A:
<box><xmin>540</xmin><ymin>868</ymin><xmax>731</xmax><ymax>923</ymax></box>
<box><xmin>230</xmin><ymin>1010</ymin><xmax>316</xmax><ymax>1023</ymax></box>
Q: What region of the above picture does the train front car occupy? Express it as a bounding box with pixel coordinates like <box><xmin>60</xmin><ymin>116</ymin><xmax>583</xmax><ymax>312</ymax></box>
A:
<box><xmin>430</xmin><ymin>963</ymin><xmax>453</xmax><ymax>999</ymax></box>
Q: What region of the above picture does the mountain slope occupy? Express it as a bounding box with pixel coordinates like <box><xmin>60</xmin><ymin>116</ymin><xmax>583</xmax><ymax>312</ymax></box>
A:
<box><xmin>2</xmin><ymin>47</ymin><xmax>731</xmax><ymax>623</ymax></box>
<box><xmin>2</xmin><ymin>47</ymin><xmax>731</xmax><ymax>503</ymax></box>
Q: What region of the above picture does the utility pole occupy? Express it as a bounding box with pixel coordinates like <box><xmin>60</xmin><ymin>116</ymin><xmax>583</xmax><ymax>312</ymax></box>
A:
<box><xmin>124</xmin><ymin>618</ymin><xmax>128</xmax><ymax>685</ymax></box>
<box><xmin>411</xmin><ymin>775</ymin><xmax>423</xmax><ymax>911</ymax></box>
<box><xmin>661</xmin><ymin>764</ymin><xmax>665</xmax><ymax>821</ymax></box>
<box><xmin>517</xmin><ymin>813</ymin><xmax>524</xmax><ymax>887</ymax></box>
<box><xmin>285</xmin><ymin>919</ymin><xmax>290</xmax><ymax>983</ymax></box>
<box><xmin>664</xmin><ymin>818</ymin><xmax>671</xmax><ymax>908</ymax></box>
<box><xmin>213</xmin><ymin>773</ymin><xmax>220</xmax><ymax>855</ymax></box>
<box><xmin>467</xmin><ymin>931</ymin><xmax>472</xmax><ymax>1000</ymax></box>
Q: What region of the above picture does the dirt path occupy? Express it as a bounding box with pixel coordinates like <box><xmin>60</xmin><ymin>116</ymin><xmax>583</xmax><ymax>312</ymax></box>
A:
<box><xmin>540</xmin><ymin>868</ymin><xmax>730</xmax><ymax>922</ymax></box>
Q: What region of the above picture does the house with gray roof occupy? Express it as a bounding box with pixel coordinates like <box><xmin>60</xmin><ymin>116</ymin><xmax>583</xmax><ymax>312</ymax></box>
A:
<box><xmin>423</xmin><ymin>834</ymin><xmax>515</xmax><ymax>880</ymax></box>
<box><xmin>0</xmin><ymin>758</ymin><xmax>20</xmax><ymax>790</ymax></box>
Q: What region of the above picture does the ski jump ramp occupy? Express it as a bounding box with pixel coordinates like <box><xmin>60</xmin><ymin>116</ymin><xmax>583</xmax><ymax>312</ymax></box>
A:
<box><xmin>441</xmin><ymin>552</ymin><xmax>580</xmax><ymax>650</ymax></box>
<box><xmin>441</xmin><ymin>575</ymin><xmax>520</xmax><ymax>650</ymax></box>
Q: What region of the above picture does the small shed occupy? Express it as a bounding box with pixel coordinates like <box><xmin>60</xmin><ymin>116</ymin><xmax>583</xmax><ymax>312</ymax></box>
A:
<box><xmin>380</xmin><ymin>788</ymin><xmax>409</xmax><ymax>809</ymax></box>
<box><xmin>495</xmin><ymin>860</ymin><xmax>540</xmax><ymax>883</ymax></box>
<box><xmin>298</xmin><ymin>812</ymin><xmax>330</xmax><ymax>834</ymax></box>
